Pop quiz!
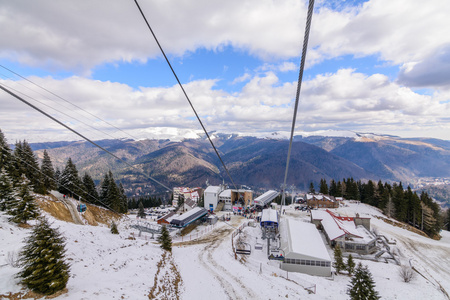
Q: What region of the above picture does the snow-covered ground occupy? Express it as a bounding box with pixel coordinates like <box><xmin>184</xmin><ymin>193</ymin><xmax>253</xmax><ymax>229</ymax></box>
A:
<box><xmin>1</xmin><ymin>201</ymin><xmax>450</xmax><ymax>299</ymax></box>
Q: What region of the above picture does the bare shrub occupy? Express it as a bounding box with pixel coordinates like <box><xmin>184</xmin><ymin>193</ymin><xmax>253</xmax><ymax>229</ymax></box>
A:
<box><xmin>6</xmin><ymin>251</ymin><xmax>20</xmax><ymax>268</ymax></box>
<box><xmin>399</xmin><ymin>265</ymin><xmax>416</xmax><ymax>283</ymax></box>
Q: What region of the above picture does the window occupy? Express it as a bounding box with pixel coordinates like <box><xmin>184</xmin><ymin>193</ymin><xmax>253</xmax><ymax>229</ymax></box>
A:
<box><xmin>356</xmin><ymin>244</ymin><xmax>366</xmax><ymax>251</ymax></box>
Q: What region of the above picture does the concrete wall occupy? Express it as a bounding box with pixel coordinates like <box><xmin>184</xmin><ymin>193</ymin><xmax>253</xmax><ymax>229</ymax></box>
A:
<box><xmin>354</xmin><ymin>216</ymin><xmax>371</xmax><ymax>231</ymax></box>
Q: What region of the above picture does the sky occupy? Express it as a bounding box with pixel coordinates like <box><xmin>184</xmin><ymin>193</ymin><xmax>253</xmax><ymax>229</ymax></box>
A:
<box><xmin>0</xmin><ymin>0</ymin><xmax>450</xmax><ymax>143</ymax></box>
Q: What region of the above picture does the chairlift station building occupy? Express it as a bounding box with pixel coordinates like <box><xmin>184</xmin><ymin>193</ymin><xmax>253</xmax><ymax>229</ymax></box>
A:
<box><xmin>280</xmin><ymin>218</ymin><xmax>332</xmax><ymax>277</ymax></box>
<box><xmin>204</xmin><ymin>185</ymin><xmax>253</xmax><ymax>212</ymax></box>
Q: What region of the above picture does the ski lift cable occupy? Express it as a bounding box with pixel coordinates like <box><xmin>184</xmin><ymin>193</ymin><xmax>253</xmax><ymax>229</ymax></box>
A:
<box><xmin>0</xmin><ymin>80</ymin><xmax>127</xmax><ymax>143</ymax></box>
<box><xmin>281</xmin><ymin>0</ymin><xmax>315</xmax><ymax>212</ymax></box>
<box><xmin>0</xmin><ymin>64</ymin><xmax>143</xmax><ymax>142</ymax></box>
<box><xmin>0</xmin><ymin>144</ymin><xmax>121</xmax><ymax>214</ymax></box>
<box><xmin>0</xmin><ymin>83</ymin><xmax>172</xmax><ymax>192</ymax></box>
<box><xmin>133</xmin><ymin>0</ymin><xmax>238</xmax><ymax>192</ymax></box>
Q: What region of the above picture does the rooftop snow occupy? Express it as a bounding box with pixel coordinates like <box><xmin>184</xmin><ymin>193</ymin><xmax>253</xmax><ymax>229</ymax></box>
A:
<box><xmin>219</xmin><ymin>189</ymin><xmax>232</xmax><ymax>198</ymax></box>
<box><xmin>204</xmin><ymin>186</ymin><xmax>222</xmax><ymax>194</ymax></box>
<box><xmin>261</xmin><ymin>208</ymin><xmax>278</xmax><ymax>223</ymax></box>
<box><xmin>282</xmin><ymin>218</ymin><xmax>331</xmax><ymax>261</ymax></box>
<box><xmin>311</xmin><ymin>210</ymin><xmax>363</xmax><ymax>241</ymax></box>
<box><xmin>254</xmin><ymin>190</ymin><xmax>279</xmax><ymax>206</ymax></box>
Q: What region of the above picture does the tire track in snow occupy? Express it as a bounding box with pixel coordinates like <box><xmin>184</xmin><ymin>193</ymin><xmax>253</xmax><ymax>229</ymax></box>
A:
<box><xmin>192</xmin><ymin>226</ymin><xmax>257</xmax><ymax>300</ymax></box>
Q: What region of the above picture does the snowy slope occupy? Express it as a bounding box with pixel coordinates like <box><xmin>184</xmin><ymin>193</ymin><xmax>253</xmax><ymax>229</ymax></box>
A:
<box><xmin>1</xmin><ymin>201</ymin><xmax>450</xmax><ymax>299</ymax></box>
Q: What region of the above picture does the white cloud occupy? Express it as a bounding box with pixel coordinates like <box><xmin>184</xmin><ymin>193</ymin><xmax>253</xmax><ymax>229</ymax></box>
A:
<box><xmin>1</xmin><ymin>69</ymin><xmax>449</xmax><ymax>142</ymax></box>
<box><xmin>397</xmin><ymin>44</ymin><xmax>450</xmax><ymax>88</ymax></box>
<box><xmin>0</xmin><ymin>0</ymin><xmax>307</xmax><ymax>72</ymax></box>
<box><xmin>310</xmin><ymin>0</ymin><xmax>450</xmax><ymax>67</ymax></box>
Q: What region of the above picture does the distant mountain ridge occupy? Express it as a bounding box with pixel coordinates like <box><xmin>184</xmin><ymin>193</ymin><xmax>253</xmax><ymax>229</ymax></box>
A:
<box><xmin>30</xmin><ymin>133</ymin><xmax>450</xmax><ymax>195</ymax></box>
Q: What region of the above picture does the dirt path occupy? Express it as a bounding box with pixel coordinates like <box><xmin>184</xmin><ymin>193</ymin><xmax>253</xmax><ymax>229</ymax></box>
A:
<box><xmin>59</xmin><ymin>196</ymin><xmax>84</xmax><ymax>225</ymax></box>
<box><xmin>196</xmin><ymin>227</ymin><xmax>258</xmax><ymax>300</ymax></box>
<box><xmin>149</xmin><ymin>251</ymin><xmax>183</xmax><ymax>300</ymax></box>
<box><xmin>174</xmin><ymin>217</ymin><xmax>259</xmax><ymax>300</ymax></box>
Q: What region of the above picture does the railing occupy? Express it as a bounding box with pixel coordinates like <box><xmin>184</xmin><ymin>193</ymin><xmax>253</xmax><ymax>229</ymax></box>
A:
<box><xmin>172</xmin><ymin>223</ymin><xmax>216</xmax><ymax>242</ymax></box>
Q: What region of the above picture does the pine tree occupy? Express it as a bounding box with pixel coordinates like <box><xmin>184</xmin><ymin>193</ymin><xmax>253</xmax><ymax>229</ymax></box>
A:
<box><xmin>9</xmin><ymin>175</ymin><xmax>40</xmax><ymax>224</ymax></box>
<box><xmin>81</xmin><ymin>173</ymin><xmax>99</xmax><ymax>204</ymax></box>
<box><xmin>319</xmin><ymin>178</ymin><xmax>329</xmax><ymax>194</ymax></box>
<box><xmin>333</xmin><ymin>244</ymin><xmax>345</xmax><ymax>274</ymax></box>
<box><xmin>447</xmin><ymin>208</ymin><xmax>450</xmax><ymax>231</ymax></box>
<box><xmin>99</xmin><ymin>172</ymin><xmax>111</xmax><ymax>206</ymax></box>
<box><xmin>384</xmin><ymin>195</ymin><xmax>395</xmax><ymax>219</ymax></box>
<box><xmin>158</xmin><ymin>225</ymin><xmax>172</xmax><ymax>252</ymax></box>
<box><xmin>0</xmin><ymin>168</ymin><xmax>16</xmax><ymax>212</ymax></box>
<box><xmin>54</xmin><ymin>168</ymin><xmax>61</xmax><ymax>191</ymax></box>
<box><xmin>347</xmin><ymin>254</ymin><xmax>356</xmax><ymax>276</ymax></box>
<box><xmin>118</xmin><ymin>183</ymin><xmax>128</xmax><ymax>214</ymax></box>
<box><xmin>347</xmin><ymin>263</ymin><xmax>380</xmax><ymax>300</ymax></box>
<box><xmin>138</xmin><ymin>201</ymin><xmax>146</xmax><ymax>218</ymax></box>
<box><xmin>18</xmin><ymin>218</ymin><xmax>70</xmax><ymax>295</ymax></box>
<box><xmin>59</xmin><ymin>158</ymin><xmax>82</xmax><ymax>199</ymax></box>
<box><xmin>110</xmin><ymin>221</ymin><xmax>119</xmax><ymax>234</ymax></box>
<box><xmin>329</xmin><ymin>179</ymin><xmax>337</xmax><ymax>196</ymax></box>
<box><xmin>13</xmin><ymin>141</ymin><xmax>44</xmax><ymax>193</ymax></box>
<box><xmin>106</xmin><ymin>171</ymin><xmax>121</xmax><ymax>211</ymax></box>
<box><xmin>0</xmin><ymin>129</ymin><xmax>14</xmax><ymax>176</ymax></box>
<box><xmin>309</xmin><ymin>182</ymin><xmax>315</xmax><ymax>194</ymax></box>
<box><xmin>40</xmin><ymin>150</ymin><xmax>56</xmax><ymax>193</ymax></box>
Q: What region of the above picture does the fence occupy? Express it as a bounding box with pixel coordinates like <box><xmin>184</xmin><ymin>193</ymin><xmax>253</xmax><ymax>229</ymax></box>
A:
<box><xmin>172</xmin><ymin>223</ymin><xmax>217</xmax><ymax>243</ymax></box>
<box><xmin>231</xmin><ymin>221</ymin><xmax>252</xmax><ymax>258</ymax></box>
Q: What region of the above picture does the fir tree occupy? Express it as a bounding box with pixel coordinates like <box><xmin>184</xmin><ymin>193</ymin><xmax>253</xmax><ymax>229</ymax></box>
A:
<box><xmin>54</xmin><ymin>168</ymin><xmax>61</xmax><ymax>191</ymax></box>
<box><xmin>106</xmin><ymin>171</ymin><xmax>121</xmax><ymax>211</ymax></box>
<box><xmin>309</xmin><ymin>182</ymin><xmax>315</xmax><ymax>194</ymax></box>
<box><xmin>138</xmin><ymin>201</ymin><xmax>146</xmax><ymax>218</ymax></box>
<box><xmin>110</xmin><ymin>221</ymin><xmax>119</xmax><ymax>234</ymax></box>
<box><xmin>59</xmin><ymin>158</ymin><xmax>82</xmax><ymax>199</ymax></box>
<box><xmin>0</xmin><ymin>129</ymin><xmax>14</xmax><ymax>176</ymax></box>
<box><xmin>319</xmin><ymin>178</ymin><xmax>329</xmax><ymax>194</ymax></box>
<box><xmin>118</xmin><ymin>183</ymin><xmax>128</xmax><ymax>214</ymax></box>
<box><xmin>347</xmin><ymin>263</ymin><xmax>380</xmax><ymax>300</ymax></box>
<box><xmin>333</xmin><ymin>244</ymin><xmax>345</xmax><ymax>274</ymax></box>
<box><xmin>158</xmin><ymin>225</ymin><xmax>172</xmax><ymax>252</ymax></box>
<box><xmin>81</xmin><ymin>173</ymin><xmax>99</xmax><ymax>204</ymax></box>
<box><xmin>18</xmin><ymin>218</ymin><xmax>70</xmax><ymax>295</ymax></box>
<box><xmin>0</xmin><ymin>168</ymin><xmax>16</xmax><ymax>212</ymax></box>
<box><xmin>13</xmin><ymin>141</ymin><xmax>44</xmax><ymax>193</ymax></box>
<box><xmin>40</xmin><ymin>150</ymin><xmax>56</xmax><ymax>193</ymax></box>
<box><xmin>99</xmin><ymin>172</ymin><xmax>111</xmax><ymax>206</ymax></box>
<box><xmin>347</xmin><ymin>254</ymin><xmax>356</xmax><ymax>276</ymax></box>
<box><xmin>329</xmin><ymin>179</ymin><xmax>337</xmax><ymax>196</ymax></box>
<box><xmin>447</xmin><ymin>208</ymin><xmax>450</xmax><ymax>231</ymax></box>
<box><xmin>9</xmin><ymin>175</ymin><xmax>39</xmax><ymax>224</ymax></box>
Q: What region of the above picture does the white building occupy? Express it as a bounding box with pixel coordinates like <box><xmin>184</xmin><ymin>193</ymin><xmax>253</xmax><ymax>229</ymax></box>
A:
<box><xmin>280</xmin><ymin>219</ymin><xmax>332</xmax><ymax>277</ymax></box>
<box><xmin>204</xmin><ymin>185</ymin><xmax>224</xmax><ymax>212</ymax></box>
<box><xmin>204</xmin><ymin>185</ymin><xmax>253</xmax><ymax>212</ymax></box>
<box><xmin>219</xmin><ymin>189</ymin><xmax>232</xmax><ymax>211</ymax></box>
<box><xmin>311</xmin><ymin>210</ymin><xmax>376</xmax><ymax>254</ymax></box>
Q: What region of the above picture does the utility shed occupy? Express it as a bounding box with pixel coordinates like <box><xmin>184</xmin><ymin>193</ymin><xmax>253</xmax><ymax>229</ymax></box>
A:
<box><xmin>280</xmin><ymin>219</ymin><xmax>332</xmax><ymax>277</ymax></box>
<box><xmin>170</xmin><ymin>207</ymin><xmax>208</xmax><ymax>228</ymax></box>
